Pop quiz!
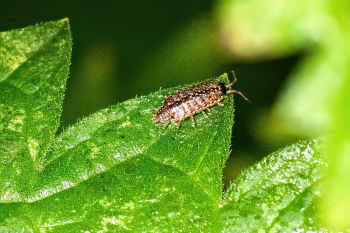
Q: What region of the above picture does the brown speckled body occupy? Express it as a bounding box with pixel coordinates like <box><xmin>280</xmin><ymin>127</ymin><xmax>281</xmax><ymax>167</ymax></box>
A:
<box><xmin>155</xmin><ymin>82</ymin><xmax>226</xmax><ymax>124</ymax></box>
<box><xmin>154</xmin><ymin>71</ymin><xmax>249</xmax><ymax>126</ymax></box>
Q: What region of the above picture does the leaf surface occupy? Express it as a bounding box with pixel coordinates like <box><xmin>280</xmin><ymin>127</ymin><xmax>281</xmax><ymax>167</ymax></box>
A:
<box><xmin>0</xmin><ymin>20</ymin><xmax>235</xmax><ymax>230</ymax></box>
<box><xmin>0</xmin><ymin>18</ymin><xmax>72</xmax><ymax>201</ymax></box>
<box><xmin>220</xmin><ymin>140</ymin><xmax>328</xmax><ymax>232</ymax></box>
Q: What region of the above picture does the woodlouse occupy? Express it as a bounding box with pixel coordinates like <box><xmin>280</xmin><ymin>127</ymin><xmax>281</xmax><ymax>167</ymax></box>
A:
<box><xmin>154</xmin><ymin>71</ymin><xmax>250</xmax><ymax>127</ymax></box>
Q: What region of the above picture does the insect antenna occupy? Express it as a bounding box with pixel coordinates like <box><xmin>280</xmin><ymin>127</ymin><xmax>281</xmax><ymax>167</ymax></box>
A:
<box><xmin>226</xmin><ymin>70</ymin><xmax>251</xmax><ymax>103</ymax></box>
<box><xmin>226</xmin><ymin>90</ymin><xmax>251</xmax><ymax>103</ymax></box>
<box><xmin>225</xmin><ymin>70</ymin><xmax>238</xmax><ymax>88</ymax></box>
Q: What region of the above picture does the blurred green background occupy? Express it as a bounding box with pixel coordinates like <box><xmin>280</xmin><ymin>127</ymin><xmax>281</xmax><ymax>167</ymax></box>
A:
<box><xmin>1</xmin><ymin>0</ymin><xmax>347</xmax><ymax>194</ymax></box>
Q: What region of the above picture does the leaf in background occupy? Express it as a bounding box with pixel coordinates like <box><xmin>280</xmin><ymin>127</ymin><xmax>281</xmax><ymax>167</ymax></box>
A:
<box><xmin>323</xmin><ymin>36</ymin><xmax>350</xmax><ymax>229</ymax></box>
<box><xmin>216</xmin><ymin>0</ymin><xmax>350</xmax><ymax>228</ymax></box>
<box><xmin>215</xmin><ymin>0</ymin><xmax>332</xmax><ymax>61</ymax></box>
<box><xmin>0</xmin><ymin>18</ymin><xmax>72</xmax><ymax>201</ymax></box>
<box><xmin>216</xmin><ymin>0</ymin><xmax>350</xmax><ymax>138</ymax></box>
<box><xmin>220</xmin><ymin>140</ymin><xmax>328</xmax><ymax>232</ymax></box>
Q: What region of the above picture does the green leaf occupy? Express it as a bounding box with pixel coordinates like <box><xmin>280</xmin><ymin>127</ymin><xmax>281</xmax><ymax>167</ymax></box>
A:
<box><xmin>216</xmin><ymin>0</ymin><xmax>335</xmax><ymax>61</ymax></box>
<box><xmin>323</xmin><ymin>36</ymin><xmax>350</xmax><ymax>229</ymax></box>
<box><xmin>0</xmin><ymin>19</ymin><xmax>235</xmax><ymax>231</ymax></box>
<box><xmin>0</xmin><ymin>19</ymin><xmax>333</xmax><ymax>232</ymax></box>
<box><xmin>220</xmin><ymin>140</ymin><xmax>328</xmax><ymax>232</ymax></box>
<box><xmin>0</xmin><ymin>18</ymin><xmax>72</xmax><ymax>201</ymax></box>
<box><xmin>216</xmin><ymin>0</ymin><xmax>350</xmax><ymax>229</ymax></box>
<box><xmin>24</xmin><ymin>73</ymin><xmax>233</xmax><ymax>231</ymax></box>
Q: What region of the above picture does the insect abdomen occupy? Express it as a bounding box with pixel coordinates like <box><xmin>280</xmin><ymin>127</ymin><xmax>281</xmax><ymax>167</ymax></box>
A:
<box><xmin>154</xmin><ymin>82</ymin><xmax>226</xmax><ymax>124</ymax></box>
<box><xmin>154</xmin><ymin>71</ymin><xmax>250</xmax><ymax>126</ymax></box>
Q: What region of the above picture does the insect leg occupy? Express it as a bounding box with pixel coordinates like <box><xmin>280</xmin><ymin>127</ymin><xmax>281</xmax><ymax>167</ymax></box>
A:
<box><xmin>202</xmin><ymin>111</ymin><xmax>208</xmax><ymax>118</ymax></box>
<box><xmin>190</xmin><ymin>116</ymin><xmax>195</xmax><ymax>126</ymax></box>
<box><xmin>176</xmin><ymin>121</ymin><xmax>181</xmax><ymax>128</ymax></box>
<box><xmin>226</xmin><ymin>90</ymin><xmax>251</xmax><ymax>103</ymax></box>
<box><xmin>164</xmin><ymin>121</ymin><xmax>170</xmax><ymax>128</ymax></box>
